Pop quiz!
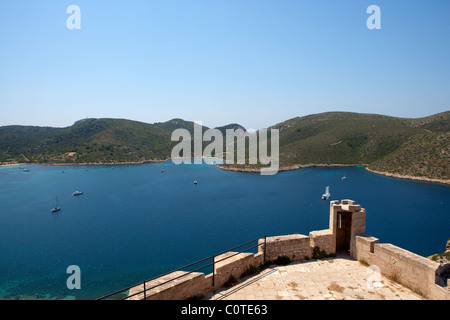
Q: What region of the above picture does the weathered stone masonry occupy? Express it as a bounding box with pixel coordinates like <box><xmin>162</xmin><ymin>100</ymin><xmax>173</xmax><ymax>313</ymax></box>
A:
<box><xmin>127</xmin><ymin>199</ymin><xmax>449</xmax><ymax>300</ymax></box>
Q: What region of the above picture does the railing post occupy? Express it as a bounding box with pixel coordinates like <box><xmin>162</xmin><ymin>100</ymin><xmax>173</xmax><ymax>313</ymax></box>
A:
<box><xmin>263</xmin><ymin>235</ymin><xmax>267</xmax><ymax>263</ymax></box>
<box><xmin>212</xmin><ymin>255</ymin><xmax>215</xmax><ymax>287</ymax></box>
<box><xmin>143</xmin><ymin>281</ymin><xmax>146</xmax><ymax>300</ymax></box>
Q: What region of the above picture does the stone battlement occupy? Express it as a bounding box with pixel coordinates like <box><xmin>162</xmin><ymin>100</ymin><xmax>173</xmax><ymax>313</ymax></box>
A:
<box><xmin>125</xmin><ymin>200</ymin><xmax>449</xmax><ymax>300</ymax></box>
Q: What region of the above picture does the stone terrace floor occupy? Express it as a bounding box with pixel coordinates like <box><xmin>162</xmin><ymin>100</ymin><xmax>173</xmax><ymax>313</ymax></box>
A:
<box><xmin>205</xmin><ymin>254</ymin><xmax>424</xmax><ymax>300</ymax></box>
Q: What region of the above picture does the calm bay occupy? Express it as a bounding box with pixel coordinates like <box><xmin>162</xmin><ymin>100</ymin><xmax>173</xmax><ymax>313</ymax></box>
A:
<box><xmin>0</xmin><ymin>161</ymin><xmax>449</xmax><ymax>300</ymax></box>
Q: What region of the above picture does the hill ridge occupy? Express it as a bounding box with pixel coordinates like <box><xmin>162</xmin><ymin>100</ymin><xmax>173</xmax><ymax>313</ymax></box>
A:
<box><xmin>1</xmin><ymin>111</ymin><xmax>448</xmax><ymax>182</ymax></box>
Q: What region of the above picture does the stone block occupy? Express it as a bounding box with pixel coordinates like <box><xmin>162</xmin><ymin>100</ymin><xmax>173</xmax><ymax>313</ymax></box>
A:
<box><xmin>264</xmin><ymin>234</ymin><xmax>312</xmax><ymax>262</ymax></box>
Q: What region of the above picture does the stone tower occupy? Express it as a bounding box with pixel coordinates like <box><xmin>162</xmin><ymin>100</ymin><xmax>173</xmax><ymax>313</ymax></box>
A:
<box><xmin>329</xmin><ymin>199</ymin><xmax>366</xmax><ymax>258</ymax></box>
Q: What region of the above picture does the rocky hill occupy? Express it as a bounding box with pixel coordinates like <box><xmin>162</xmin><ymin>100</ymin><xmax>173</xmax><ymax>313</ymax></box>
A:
<box><xmin>221</xmin><ymin>111</ymin><xmax>450</xmax><ymax>182</ymax></box>
<box><xmin>0</xmin><ymin>118</ymin><xmax>244</xmax><ymax>165</ymax></box>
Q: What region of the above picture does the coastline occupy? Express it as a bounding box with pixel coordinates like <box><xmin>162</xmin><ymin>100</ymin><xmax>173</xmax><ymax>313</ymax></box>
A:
<box><xmin>218</xmin><ymin>163</ymin><xmax>450</xmax><ymax>185</ymax></box>
<box><xmin>0</xmin><ymin>156</ymin><xmax>225</xmax><ymax>168</ymax></box>
<box><xmin>2</xmin><ymin>159</ymin><xmax>449</xmax><ymax>186</ymax></box>
<box><xmin>0</xmin><ymin>158</ymin><xmax>170</xmax><ymax>167</ymax></box>
<box><xmin>365</xmin><ymin>167</ymin><xmax>450</xmax><ymax>186</ymax></box>
<box><xmin>217</xmin><ymin>163</ymin><xmax>366</xmax><ymax>174</ymax></box>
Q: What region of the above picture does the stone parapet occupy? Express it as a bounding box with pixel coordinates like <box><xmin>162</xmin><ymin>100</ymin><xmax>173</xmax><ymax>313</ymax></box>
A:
<box><xmin>128</xmin><ymin>271</ymin><xmax>211</xmax><ymax>300</ymax></box>
<box><xmin>263</xmin><ymin>234</ymin><xmax>313</xmax><ymax>262</ymax></box>
<box><xmin>355</xmin><ymin>235</ymin><xmax>450</xmax><ymax>300</ymax></box>
<box><xmin>310</xmin><ymin>229</ymin><xmax>335</xmax><ymax>255</ymax></box>
<box><xmin>213</xmin><ymin>251</ymin><xmax>264</xmax><ymax>289</ymax></box>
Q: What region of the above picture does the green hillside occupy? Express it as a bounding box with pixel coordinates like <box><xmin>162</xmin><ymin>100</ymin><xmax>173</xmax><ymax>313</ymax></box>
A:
<box><xmin>272</xmin><ymin>112</ymin><xmax>419</xmax><ymax>166</ymax></box>
<box><xmin>215</xmin><ymin>123</ymin><xmax>247</xmax><ymax>136</ymax></box>
<box><xmin>0</xmin><ymin>118</ymin><xmax>173</xmax><ymax>164</ymax></box>
<box><xmin>154</xmin><ymin>118</ymin><xmax>200</xmax><ymax>134</ymax></box>
<box><xmin>221</xmin><ymin>111</ymin><xmax>450</xmax><ymax>181</ymax></box>
<box><xmin>0</xmin><ymin>111</ymin><xmax>448</xmax><ymax>182</ymax></box>
<box><xmin>369</xmin><ymin>132</ymin><xmax>450</xmax><ymax>179</ymax></box>
<box><xmin>0</xmin><ymin>118</ymin><xmax>244</xmax><ymax>164</ymax></box>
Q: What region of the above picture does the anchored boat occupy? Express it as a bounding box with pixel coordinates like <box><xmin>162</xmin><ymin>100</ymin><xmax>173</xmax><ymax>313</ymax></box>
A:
<box><xmin>322</xmin><ymin>186</ymin><xmax>330</xmax><ymax>200</ymax></box>
<box><xmin>51</xmin><ymin>197</ymin><xmax>61</xmax><ymax>212</ymax></box>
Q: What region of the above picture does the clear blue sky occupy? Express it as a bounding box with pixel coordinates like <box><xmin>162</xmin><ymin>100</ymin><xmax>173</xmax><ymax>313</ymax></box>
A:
<box><xmin>0</xmin><ymin>0</ymin><xmax>449</xmax><ymax>130</ymax></box>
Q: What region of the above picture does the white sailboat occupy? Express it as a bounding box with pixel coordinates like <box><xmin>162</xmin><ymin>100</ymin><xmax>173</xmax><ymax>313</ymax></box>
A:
<box><xmin>322</xmin><ymin>186</ymin><xmax>330</xmax><ymax>200</ymax></box>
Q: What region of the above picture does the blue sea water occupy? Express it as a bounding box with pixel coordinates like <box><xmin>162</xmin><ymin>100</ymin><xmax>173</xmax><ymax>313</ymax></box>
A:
<box><xmin>0</xmin><ymin>162</ymin><xmax>449</xmax><ymax>300</ymax></box>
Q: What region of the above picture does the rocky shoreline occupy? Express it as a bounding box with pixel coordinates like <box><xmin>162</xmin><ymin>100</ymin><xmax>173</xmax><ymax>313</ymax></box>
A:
<box><xmin>217</xmin><ymin>163</ymin><xmax>364</xmax><ymax>174</ymax></box>
<box><xmin>218</xmin><ymin>163</ymin><xmax>450</xmax><ymax>185</ymax></box>
<box><xmin>0</xmin><ymin>158</ymin><xmax>169</xmax><ymax>167</ymax></box>
<box><xmin>2</xmin><ymin>159</ymin><xmax>449</xmax><ymax>186</ymax></box>
<box><xmin>365</xmin><ymin>167</ymin><xmax>450</xmax><ymax>185</ymax></box>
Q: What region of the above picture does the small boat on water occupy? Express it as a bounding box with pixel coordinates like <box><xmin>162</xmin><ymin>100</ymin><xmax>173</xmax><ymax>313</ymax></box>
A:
<box><xmin>72</xmin><ymin>191</ymin><xmax>83</xmax><ymax>196</ymax></box>
<box><xmin>51</xmin><ymin>197</ymin><xmax>61</xmax><ymax>213</ymax></box>
<box><xmin>341</xmin><ymin>176</ymin><xmax>347</xmax><ymax>180</ymax></box>
<box><xmin>194</xmin><ymin>180</ymin><xmax>198</xmax><ymax>184</ymax></box>
<box><xmin>161</xmin><ymin>169</ymin><xmax>165</xmax><ymax>173</ymax></box>
<box><xmin>322</xmin><ymin>186</ymin><xmax>330</xmax><ymax>200</ymax></box>
<box><xmin>23</xmin><ymin>169</ymin><xmax>30</xmax><ymax>172</ymax></box>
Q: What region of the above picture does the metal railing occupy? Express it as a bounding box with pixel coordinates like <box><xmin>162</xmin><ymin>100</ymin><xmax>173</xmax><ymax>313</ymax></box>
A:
<box><xmin>97</xmin><ymin>235</ymin><xmax>267</xmax><ymax>300</ymax></box>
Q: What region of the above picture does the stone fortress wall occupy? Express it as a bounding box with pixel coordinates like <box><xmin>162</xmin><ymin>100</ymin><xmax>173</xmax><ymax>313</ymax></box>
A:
<box><xmin>127</xmin><ymin>200</ymin><xmax>450</xmax><ymax>300</ymax></box>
